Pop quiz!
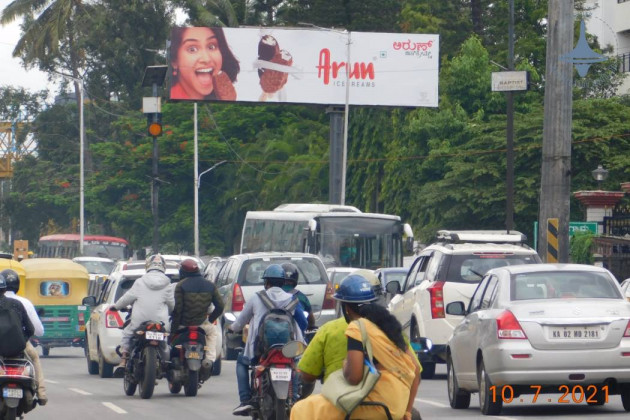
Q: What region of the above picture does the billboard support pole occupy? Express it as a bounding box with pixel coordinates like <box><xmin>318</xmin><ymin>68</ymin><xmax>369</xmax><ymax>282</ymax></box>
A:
<box><xmin>327</xmin><ymin>106</ymin><xmax>344</xmax><ymax>204</ymax></box>
<box><xmin>341</xmin><ymin>31</ymin><xmax>351</xmax><ymax>206</ymax></box>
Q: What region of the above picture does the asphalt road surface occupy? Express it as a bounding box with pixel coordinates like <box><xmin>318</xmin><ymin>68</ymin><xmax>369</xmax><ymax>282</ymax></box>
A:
<box><xmin>21</xmin><ymin>347</ymin><xmax>630</xmax><ymax>419</ymax></box>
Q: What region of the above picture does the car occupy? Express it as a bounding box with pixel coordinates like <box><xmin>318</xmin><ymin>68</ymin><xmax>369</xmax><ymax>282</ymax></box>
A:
<box><xmin>161</xmin><ymin>254</ymin><xmax>206</xmax><ymax>272</ymax></box>
<box><xmin>620</xmin><ymin>278</ymin><xmax>630</xmax><ymax>301</ymax></box>
<box><xmin>215</xmin><ymin>252</ymin><xmax>335</xmax><ymax>360</ymax></box>
<box><xmin>72</xmin><ymin>256</ymin><xmax>115</xmax><ymax>296</ymax></box>
<box><xmin>386</xmin><ymin>230</ymin><xmax>542</xmax><ymax>379</ymax></box>
<box><xmin>375</xmin><ymin>267</ymin><xmax>409</xmax><ymax>304</ymax></box>
<box><xmin>204</xmin><ymin>256</ymin><xmax>227</xmax><ymax>282</ymax></box>
<box><xmin>326</xmin><ymin>267</ymin><xmax>358</xmax><ymax>289</ymax></box>
<box><xmin>83</xmin><ymin>260</ymin><xmax>224</xmax><ymax>377</ymax></box>
<box><xmin>445</xmin><ymin>263</ymin><xmax>630</xmax><ymax>415</ymax></box>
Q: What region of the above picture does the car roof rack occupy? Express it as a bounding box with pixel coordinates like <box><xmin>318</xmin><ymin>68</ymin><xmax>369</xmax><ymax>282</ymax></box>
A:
<box><xmin>436</xmin><ymin>230</ymin><xmax>527</xmax><ymax>244</ymax></box>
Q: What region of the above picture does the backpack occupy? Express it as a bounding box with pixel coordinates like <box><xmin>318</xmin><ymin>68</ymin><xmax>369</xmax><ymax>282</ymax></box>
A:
<box><xmin>254</xmin><ymin>290</ymin><xmax>299</xmax><ymax>357</ymax></box>
<box><xmin>0</xmin><ymin>305</ymin><xmax>27</xmax><ymax>357</ymax></box>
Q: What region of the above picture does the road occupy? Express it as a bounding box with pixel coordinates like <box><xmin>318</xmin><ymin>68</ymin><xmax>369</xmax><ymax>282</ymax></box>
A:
<box><xmin>22</xmin><ymin>348</ymin><xmax>630</xmax><ymax>419</ymax></box>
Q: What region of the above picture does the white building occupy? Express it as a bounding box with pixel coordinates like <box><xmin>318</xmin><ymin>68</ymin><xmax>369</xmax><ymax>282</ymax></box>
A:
<box><xmin>584</xmin><ymin>0</ymin><xmax>630</xmax><ymax>94</ymax></box>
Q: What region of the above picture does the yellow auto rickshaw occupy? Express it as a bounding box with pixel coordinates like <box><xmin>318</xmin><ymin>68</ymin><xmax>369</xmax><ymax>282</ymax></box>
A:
<box><xmin>0</xmin><ymin>257</ymin><xmax>26</xmax><ymax>294</ymax></box>
<box><xmin>21</xmin><ymin>258</ymin><xmax>91</xmax><ymax>356</ymax></box>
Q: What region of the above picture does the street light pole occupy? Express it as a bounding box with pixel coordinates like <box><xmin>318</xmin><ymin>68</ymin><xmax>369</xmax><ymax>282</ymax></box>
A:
<box><xmin>194</xmin><ymin>160</ymin><xmax>227</xmax><ymax>257</ymax></box>
<box><xmin>54</xmin><ymin>71</ymin><xmax>84</xmax><ymax>255</ymax></box>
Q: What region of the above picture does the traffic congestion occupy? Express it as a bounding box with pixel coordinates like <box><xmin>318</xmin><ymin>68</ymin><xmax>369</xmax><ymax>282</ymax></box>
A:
<box><xmin>2</xmin><ymin>223</ymin><xmax>630</xmax><ymax>419</ymax></box>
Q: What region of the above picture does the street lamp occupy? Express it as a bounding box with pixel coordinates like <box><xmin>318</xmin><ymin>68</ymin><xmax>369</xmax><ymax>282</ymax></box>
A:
<box><xmin>54</xmin><ymin>71</ymin><xmax>84</xmax><ymax>255</ymax></box>
<box><xmin>592</xmin><ymin>164</ymin><xmax>609</xmax><ymax>190</ymax></box>
<box><xmin>194</xmin><ymin>160</ymin><xmax>227</xmax><ymax>256</ymax></box>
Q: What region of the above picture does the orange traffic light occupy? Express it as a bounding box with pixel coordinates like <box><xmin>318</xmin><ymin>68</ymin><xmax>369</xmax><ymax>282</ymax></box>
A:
<box><xmin>148</xmin><ymin>121</ymin><xmax>162</xmax><ymax>137</ymax></box>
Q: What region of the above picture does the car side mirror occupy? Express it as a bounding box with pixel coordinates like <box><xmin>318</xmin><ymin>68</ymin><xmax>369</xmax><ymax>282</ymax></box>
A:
<box><xmin>385</xmin><ymin>280</ymin><xmax>401</xmax><ymax>295</ymax></box>
<box><xmin>82</xmin><ymin>296</ymin><xmax>97</xmax><ymax>306</ymax></box>
<box><xmin>446</xmin><ymin>301</ymin><xmax>467</xmax><ymax>316</ymax></box>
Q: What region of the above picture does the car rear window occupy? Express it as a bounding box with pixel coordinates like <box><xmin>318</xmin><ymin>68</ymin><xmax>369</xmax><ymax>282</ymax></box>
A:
<box><xmin>238</xmin><ymin>258</ymin><xmax>327</xmax><ymax>286</ymax></box>
<box><xmin>511</xmin><ymin>271</ymin><xmax>621</xmax><ymax>300</ymax></box>
<box><xmin>445</xmin><ymin>253</ymin><xmax>539</xmax><ymax>284</ymax></box>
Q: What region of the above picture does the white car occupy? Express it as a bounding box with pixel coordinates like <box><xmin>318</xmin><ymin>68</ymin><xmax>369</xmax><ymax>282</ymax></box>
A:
<box><xmin>83</xmin><ymin>260</ymin><xmax>223</xmax><ymax>377</ymax></box>
<box><xmin>161</xmin><ymin>254</ymin><xmax>206</xmax><ymax>272</ymax></box>
<box><xmin>620</xmin><ymin>278</ymin><xmax>630</xmax><ymax>301</ymax></box>
<box><xmin>387</xmin><ymin>230</ymin><xmax>541</xmax><ymax>378</ymax></box>
<box><xmin>72</xmin><ymin>256</ymin><xmax>115</xmax><ymax>296</ymax></box>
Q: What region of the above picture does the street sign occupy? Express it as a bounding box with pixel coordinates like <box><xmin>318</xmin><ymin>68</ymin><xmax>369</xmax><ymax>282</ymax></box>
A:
<box><xmin>533</xmin><ymin>221</ymin><xmax>598</xmax><ymax>250</ymax></box>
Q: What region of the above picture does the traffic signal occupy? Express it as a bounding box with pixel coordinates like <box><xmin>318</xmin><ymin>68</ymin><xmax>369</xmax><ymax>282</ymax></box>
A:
<box><xmin>147</xmin><ymin>113</ymin><xmax>162</xmax><ymax>137</ymax></box>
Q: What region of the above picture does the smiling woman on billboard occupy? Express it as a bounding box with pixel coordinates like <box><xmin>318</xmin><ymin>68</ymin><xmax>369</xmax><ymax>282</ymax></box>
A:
<box><xmin>169</xmin><ymin>27</ymin><xmax>240</xmax><ymax>100</ymax></box>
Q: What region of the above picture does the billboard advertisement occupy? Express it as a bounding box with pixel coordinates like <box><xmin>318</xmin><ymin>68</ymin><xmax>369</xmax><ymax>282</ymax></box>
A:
<box><xmin>168</xmin><ymin>27</ymin><xmax>439</xmax><ymax>107</ymax></box>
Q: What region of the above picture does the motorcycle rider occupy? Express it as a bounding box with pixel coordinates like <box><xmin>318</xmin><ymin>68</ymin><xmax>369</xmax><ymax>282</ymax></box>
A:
<box><xmin>109</xmin><ymin>254</ymin><xmax>174</xmax><ymax>373</ymax></box>
<box><xmin>2</xmin><ymin>269</ymin><xmax>47</xmax><ymax>405</ymax></box>
<box><xmin>281</xmin><ymin>263</ymin><xmax>316</xmax><ymax>330</ymax></box>
<box><xmin>228</xmin><ymin>264</ymin><xmax>307</xmax><ymax>416</ymax></box>
<box><xmin>170</xmin><ymin>258</ymin><xmax>224</xmax><ymax>379</ymax></box>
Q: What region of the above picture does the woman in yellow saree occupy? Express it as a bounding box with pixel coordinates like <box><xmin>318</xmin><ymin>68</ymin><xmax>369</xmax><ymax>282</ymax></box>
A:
<box><xmin>291</xmin><ymin>275</ymin><xmax>421</xmax><ymax>420</ymax></box>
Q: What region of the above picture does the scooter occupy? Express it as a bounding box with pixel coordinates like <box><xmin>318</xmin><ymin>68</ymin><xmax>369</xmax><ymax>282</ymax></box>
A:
<box><xmin>0</xmin><ymin>356</ymin><xmax>39</xmax><ymax>420</ymax></box>
<box><xmin>250</xmin><ymin>341</ymin><xmax>305</xmax><ymax>420</ymax></box>
<box><xmin>167</xmin><ymin>326</ymin><xmax>210</xmax><ymax>397</ymax></box>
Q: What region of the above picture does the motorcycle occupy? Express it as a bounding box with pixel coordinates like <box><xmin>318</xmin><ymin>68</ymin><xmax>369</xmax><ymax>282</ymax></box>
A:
<box><xmin>0</xmin><ymin>356</ymin><xmax>38</xmax><ymax>420</ymax></box>
<box><xmin>250</xmin><ymin>340</ymin><xmax>305</xmax><ymax>420</ymax></box>
<box><xmin>166</xmin><ymin>326</ymin><xmax>210</xmax><ymax>397</ymax></box>
<box><xmin>117</xmin><ymin>319</ymin><xmax>168</xmax><ymax>399</ymax></box>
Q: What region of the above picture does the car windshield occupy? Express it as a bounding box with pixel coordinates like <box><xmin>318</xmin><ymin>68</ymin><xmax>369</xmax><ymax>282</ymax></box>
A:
<box><xmin>447</xmin><ymin>254</ymin><xmax>539</xmax><ymax>284</ymax></box>
<box><xmin>511</xmin><ymin>271</ymin><xmax>622</xmax><ymax>300</ymax></box>
<box><xmin>75</xmin><ymin>260</ymin><xmax>115</xmax><ymax>275</ymax></box>
<box><xmin>239</xmin><ymin>258</ymin><xmax>327</xmax><ymax>286</ymax></box>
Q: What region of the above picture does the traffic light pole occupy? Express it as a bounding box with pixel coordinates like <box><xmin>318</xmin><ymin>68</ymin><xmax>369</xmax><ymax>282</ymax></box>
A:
<box><xmin>151</xmin><ymin>84</ymin><xmax>160</xmax><ymax>254</ymax></box>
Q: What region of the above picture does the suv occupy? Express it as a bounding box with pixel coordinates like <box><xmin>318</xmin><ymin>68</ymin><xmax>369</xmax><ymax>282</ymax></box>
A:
<box><xmin>386</xmin><ymin>230</ymin><xmax>541</xmax><ymax>379</ymax></box>
<box><xmin>215</xmin><ymin>252</ymin><xmax>335</xmax><ymax>360</ymax></box>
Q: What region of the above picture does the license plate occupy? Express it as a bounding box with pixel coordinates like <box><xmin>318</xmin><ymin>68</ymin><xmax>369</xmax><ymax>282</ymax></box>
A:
<box><xmin>270</xmin><ymin>368</ymin><xmax>291</xmax><ymax>382</ymax></box>
<box><xmin>3</xmin><ymin>388</ymin><xmax>23</xmax><ymax>398</ymax></box>
<box><xmin>145</xmin><ymin>331</ymin><xmax>165</xmax><ymax>341</ymax></box>
<box><xmin>186</xmin><ymin>351</ymin><xmax>201</xmax><ymax>360</ymax></box>
<box><xmin>549</xmin><ymin>326</ymin><xmax>601</xmax><ymax>339</ymax></box>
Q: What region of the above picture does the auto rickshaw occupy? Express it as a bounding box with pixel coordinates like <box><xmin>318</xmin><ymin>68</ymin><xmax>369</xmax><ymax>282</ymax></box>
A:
<box><xmin>21</xmin><ymin>258</ymin><xmax>91</xmax><ymax>356</ymax></box>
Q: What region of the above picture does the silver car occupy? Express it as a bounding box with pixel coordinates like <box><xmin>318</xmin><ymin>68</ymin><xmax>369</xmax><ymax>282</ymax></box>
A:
<box><xmin>445</xmin><ymin>263</ymin><xmax>630</xmax><ymax>415</ymax></box>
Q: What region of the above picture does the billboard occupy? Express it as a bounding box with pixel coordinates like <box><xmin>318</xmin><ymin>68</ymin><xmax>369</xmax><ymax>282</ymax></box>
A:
<box><xmin>168</xmin><ymin>27</ymin><xmax>439</xmax><ymax>107</ymax></box>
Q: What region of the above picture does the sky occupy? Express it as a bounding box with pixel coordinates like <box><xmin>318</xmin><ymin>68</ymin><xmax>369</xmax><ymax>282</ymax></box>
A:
<box><xmin>0</xmin><ymin>0</ymin><xmax>52</xmax><ymax>93</ymax></box>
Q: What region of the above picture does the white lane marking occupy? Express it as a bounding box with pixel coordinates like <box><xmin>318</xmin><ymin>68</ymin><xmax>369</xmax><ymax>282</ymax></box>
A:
<box><xmin>68</xmin><ymin>388</ymin><xmax>92</xmax><ymax>396</ymax></box>
<box><xmin>415</xmin><ymin>398</ymin><xmax>448</xmax><ymax>408</ymax></box>
<box><xmin>45</xmin><ymin>379</ymin><xmax>59</xmax><ymax>384</ymax></box>
<box><xmin>103</xmin><ymin>402</ymin><xmax>127</xmax><ymax>414</ymax></box>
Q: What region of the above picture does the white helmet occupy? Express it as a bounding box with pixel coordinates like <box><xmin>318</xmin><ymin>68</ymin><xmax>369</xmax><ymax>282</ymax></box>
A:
<box><xmin>146</xmin><ymin>254</ymin><xmax>166</xmax><ymax>273</ymax></box>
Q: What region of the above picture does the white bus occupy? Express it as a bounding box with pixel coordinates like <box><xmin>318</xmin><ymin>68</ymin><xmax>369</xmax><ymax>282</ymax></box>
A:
<box><xmin>240</xmin><ymin>204</ymin><xmax>414</xmax><ymax>269</ymax></box>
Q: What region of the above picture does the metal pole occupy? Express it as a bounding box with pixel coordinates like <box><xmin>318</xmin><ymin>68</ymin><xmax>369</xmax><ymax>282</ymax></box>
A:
<box><xmin>506</xmin><ymin>0</ymin><xmax>515</xmax><ymax>232</ymax></box>
<box><xmin>79</xmin><ymin>79</ymin><xmax>85</xmax><ymax>255</ymax></box>
<box><xmin>194</xmin><ymin>103</ymin><xmax>199</xmax><ymax>257</ymax></box>
<box><xmin>151</xmin><ymin>83</ymin><xmax>159</xmax><ymax>254</ymax></box>
<box><xmin>341</xmin><ymin>31</ymin><xmax>351</xmax><ymax>206</ymax></box>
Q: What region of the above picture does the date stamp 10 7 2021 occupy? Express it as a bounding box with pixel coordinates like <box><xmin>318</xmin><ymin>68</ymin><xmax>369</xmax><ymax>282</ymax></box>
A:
<box><xmin>490</xmin><ymin>385</ymin><xmax>609</xmax><ymax>404</ymax></box>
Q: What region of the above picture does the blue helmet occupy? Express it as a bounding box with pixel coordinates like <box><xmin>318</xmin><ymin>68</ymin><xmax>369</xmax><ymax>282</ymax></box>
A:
<box><xmin>262</xmin><ymin>264</ymin><xmax>286</xmax><ymax>287</ymax></box>
<box><xmin>333</xmin><ymin>275</ymin><xmax>377</xmax><ymax>303</ymax></box>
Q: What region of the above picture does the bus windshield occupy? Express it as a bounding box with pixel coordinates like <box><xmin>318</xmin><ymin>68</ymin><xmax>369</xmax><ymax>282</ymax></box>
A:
<box><xmin>317</xmin><ymin>217</ymin><xmax>402</xmax><ymax>269</ymax></box>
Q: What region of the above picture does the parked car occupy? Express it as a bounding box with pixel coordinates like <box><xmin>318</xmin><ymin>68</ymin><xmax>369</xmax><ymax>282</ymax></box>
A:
<box><xmin>82</xmin><ymin>260</ymin><xmax>224</xmax><ymax>377</ymax></box>
<box><xmin>73</xmin><ymin>256</ymin><xmax>115</xmax><ymax>297</ymax></box>
<box><xmin>204</xmin><ymin>256</ymin><xmax>227</xmax><ymax>282</ymax></box>
<box><xmin>387</xmin><ymin>230</ymin><xmax>542</xmax><ymax>379</ymax></box>
<box><xmin>445</xmin><ymin>263</ymin><xmax>630</xmax><ymax>415</ymax></box>
<box><xmin>216</xmin><ymin>252</ymin><xmax>335</xmax><ymax>360</ymax></box>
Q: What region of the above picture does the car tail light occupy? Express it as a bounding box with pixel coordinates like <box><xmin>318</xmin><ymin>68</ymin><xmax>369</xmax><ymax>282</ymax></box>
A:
<box><xmin>623</xmin><ymin>320</ymin><xmax>630</xmax><ymax>337</ymax></box>
<box><xmin>232</xmin><ymin>283</ymin><xmax>245</xmax><ymax>312</ymax></box>
<box><xmin>322</xmin><ymin>281</ymin><xmax>335</xmax><ymax>310</ymax></box>
<box><xmin>428</xmin><ymin>281</ymin><xmax>445</xmax><ymax>319</ymax></box>
<box><xmin>497</xmin><ymin>310</ymin><xmax>527</xmax><ymax>339</ymax></box>
<box><xmin>105</xmin><ymin>310</ymin><xmax>124</xmax><ymax>328</ymax></box>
